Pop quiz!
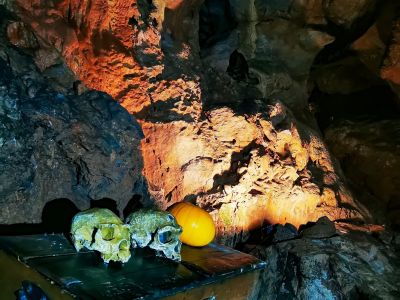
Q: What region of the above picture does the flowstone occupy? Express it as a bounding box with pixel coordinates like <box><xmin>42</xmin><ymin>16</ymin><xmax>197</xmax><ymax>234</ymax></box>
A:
<box><xmin>125</xmin><ymin>209</ymin><xmax>183</xmax><ymax>261</ymax></box>
<box><xmin>70</xmin><ymin>208</ymin><xmax>131</xmax><ymax>263</ymax></box>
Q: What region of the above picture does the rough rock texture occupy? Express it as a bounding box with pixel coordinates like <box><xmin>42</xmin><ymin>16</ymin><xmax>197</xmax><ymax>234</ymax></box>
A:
<box><xmin>201</xmin><ymin>0</ymin><xmax>336</xmax><ymax>113</ymax></box>
<box><xmin>306</xmin><ymin>0</ymin><xmax>400</xmax><ymax>230</ymax></box>
<box><xmin>310</xmin><ymin>0</ymin><xmax>400</xmax><ymax>105</ymax></box>
<box><xmin>0</xmin><ymin>0</ymin><xmax>377</xmax><ymax>245</ymax></box>
<box><xmin>1</xmin><ymin>1</ymin><xmax>400</xmax><ymax>298</ymax></box>
<box><xmin>0</xmin><ymin>11</ymin><xmax>146</xmax><ymax>224</ymax></box>
<box><xmin>323</xmin><ymin>0</ymin><xmax>377</xmax><ymax>28</ymax></box>
<box><xmin>382</xmin><ymin>16</ymin><xmax>400</xmax><ymax>101</ymax></box>
<box><xmin>312</xmin><ymin>56</ymin><xmax>382</xmax><ymax>95</ymax></box>
<box><xmin>325</xmin><ymin>120</ymin><xmax>400</xmax><ymax>228</ymax></box>
<box><xmin>249</xmin><ymin>221</ymin><xmax>400</xmax><ymax>299</ymax></box>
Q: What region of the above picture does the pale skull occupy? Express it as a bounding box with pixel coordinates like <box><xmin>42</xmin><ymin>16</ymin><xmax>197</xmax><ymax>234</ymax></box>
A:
<box><xmin>70</xmin><ymin>208</ymin><xmax>131</xmax><ymax>263</ymax></box>
<box><xmin>125</xmin><ymin>209</ymin><xmax>183</xmax><ymax>261</ymax></box>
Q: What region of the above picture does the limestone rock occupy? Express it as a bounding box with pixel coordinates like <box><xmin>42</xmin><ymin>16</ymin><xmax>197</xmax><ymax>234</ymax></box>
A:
<box><xmin>351</xmin><ymin>21</ymin><xmax>387</xmax><ymax>75</ymax></box>
<box><xmin>6</xmin><ymin>22</ymin><xmax>39</xmax><ymax>49</ymax></box>
<box><xmin>273</xmin><ymin>223</ymin><xmax>298</xmax><ymax>243</ymax></box>
<box><xmin>323</xmin><ymin>0</ymin><xmax>377</xmax><ymax>29</ymax></box>
<box><xmin>250</xmin><ymin>228</ymin><xmax>400</xmax><ymax>299</ymax></box>
<box><xmin>202</xmin><ymin>1</ymin><xmax>335</xmax><ymax>113</ymax></box>
<box><xmin>0</xmin><ymin>26</ymin><xmax>146</xmax><ymax>224</ymax></box>
<box><xmin>290</xmin><ymin>0</ymin><xmax>327</xmax><ymax>26</ymax></box>
<box><xmin>300</xmin><ymin>216</ymin><xmax>337</xmax><ymax>239</ymax></box>
<box><xmin>2</xmin><ymin>0</ymin><xmax>373</xmax><ymax>245</ymax></box>
<box><xmin>325</xmin><ymin>119</ymin><xmax>400</xmax><ymax>227</ymax></box>
<box><xmin>382</xmin><ymin>17</ymin><xmax>400</xmax><ymax>101</ymax></box>
<box><xmin>312</xmin><ymin>56</ymin><xmax>381</xmax><ymax>95</ymax></box>
<box><xmin>349</xmin><ymin>0</ymin><xmax>400</xmax><ymax>105</ymax></box>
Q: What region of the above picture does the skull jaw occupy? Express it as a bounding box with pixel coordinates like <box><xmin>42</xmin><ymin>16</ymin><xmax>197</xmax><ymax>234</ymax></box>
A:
<box><xmin>92</xmin><ymin>225</ymin><xmax>131</xmax><ymax>263</ymax></box>
<box><xmin>101</xmin><ymin>248</ymin><xmax>131</xmax><ymax>264</ymax></box>
<box><xmin>150</xmin><ymin>226</ymin><xmax>183</xmax><ymax>262</ymax></box>
<box><xmin>125</xmin><ymin>209</ymin><xmax>183</xmax><ymax>262</ymax></box>
<box><xmin>152</xmin><ymin>241</ymin><xmax>182</xmax><ymax>262</ymax></box>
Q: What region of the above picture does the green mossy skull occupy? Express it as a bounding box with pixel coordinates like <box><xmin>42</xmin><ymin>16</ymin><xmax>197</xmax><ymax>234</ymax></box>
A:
<box><xmin>125</xmin><ymin>209</ymin><xmax>183</xmax><ymax>261</ymax></box>
<box><xmin>71</xmin><ymin>208</ymin><xmax>131</xmax><ymax>263</ymax></box>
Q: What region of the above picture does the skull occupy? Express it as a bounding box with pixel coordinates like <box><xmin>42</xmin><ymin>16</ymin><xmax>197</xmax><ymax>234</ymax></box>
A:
<box><xmin>71</xmin><ymin>208</ymin><xmax>131</xmax><ymax>263</ymax></box>
<box><xmin>125</xmin><ymin>209</ymin><xmax>183</xmax><ymax>261</ymax></box>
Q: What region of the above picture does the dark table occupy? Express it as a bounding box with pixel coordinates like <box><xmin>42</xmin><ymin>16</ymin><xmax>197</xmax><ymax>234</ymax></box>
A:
<box><xmin>0</xmin><ymin>234</ymin><xmax>265</xmax><ymax>299</ymax></box>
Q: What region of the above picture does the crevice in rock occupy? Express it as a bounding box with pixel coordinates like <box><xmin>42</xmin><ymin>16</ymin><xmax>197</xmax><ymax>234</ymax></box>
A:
<box><xmin>180</xmin><ymin>156</ymin><xmax>214</xmax><ymax>172</ymax></box>
<box><xmin>136</xmin><ymin>0</ymin><xmax>157</xmax><ymax>28</ymax></box>
<box><xmin>90</xmin><ymin>198</ymin><xmax>120</xmax><ymax>217</ymax></box>
<box><xmin>309</xmin><ymin>85</ymin><xmax>399</xmax><ymax>131</ymax></box>
<box><xmin>211</xmin><ymin>140</ymin><xmax>262</xmax><ymax>193</ymax></box>
<box><xmin>306</xmin><ymin>1</ymin><xmax>400</xmax><ymax>229</ymax></box>
<box><xmin>123</xmin><ymin>195</ymin><xmax>144</xmax><ymax>219</ymax></box>
<box><xmin>199</xmin><ymin>0</ymin><xmax>237</xmax><ymax>52</ymax></box>
<box><xmin>0</xmin><ymin>199</ymin><xmax>79</xmax><ymax>235</ymax></box>
<box><xmin>313</xmin><ymin>1</ymin><xmax>380</xmax><ymax>65</ymax></box>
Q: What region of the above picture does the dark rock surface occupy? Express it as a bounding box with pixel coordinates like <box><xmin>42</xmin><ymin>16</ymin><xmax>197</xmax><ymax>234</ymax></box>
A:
<box><xmin>0</xmin><ymin>12</ymin><xmax>147</xmax><ymax>224</ymax></box>
<box><xmin>273</xmin><ymin>223</ymin><xmax>299</xmax><ymax>243</ymax></box>
<box><xmin>300</xmin><ymin>216</ymin><xmax>337</xmax><ymax>239</ymax></box>
<box><xmin>249</xmin><ymin>223</ymin><xmax>400</xmax><ymax>300</ymax></box>
<box><xmin>382</xmin><ymin>15</ymin><xmax>400</xmax><ymax>103</ymax></box>
<box><xmin>325</xmin><ymin>119</ymin><xmax>400</xmax><ymax>228</ymax></box>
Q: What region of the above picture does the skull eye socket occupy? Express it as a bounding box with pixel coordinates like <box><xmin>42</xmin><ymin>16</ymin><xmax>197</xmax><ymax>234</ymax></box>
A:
<box><xmin>119</xmin><ymin>240</ymin><xmax>129</xmax><ymax>250</ymax></box>
<box><xmin>158</xmin><ymin>231</ymin><xmax>172</xmax><ymax>244</ymax></box>
<box><xmin>100</xmin><ymin>226</ymin><xmax>115</xmax><ymax>241</ymax></box>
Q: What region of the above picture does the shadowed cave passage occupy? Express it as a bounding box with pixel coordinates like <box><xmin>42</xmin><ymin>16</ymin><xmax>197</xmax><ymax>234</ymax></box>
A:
<box><xmin>0</xmin><ymin>199</ymin><xmax>79</xmax><ymax>235</ymax></box>
<box><xmin>305</xmin><ymin>0</ymin><xmax>400</xmax><ymax>229</ymax></box>
<box><xmin>199</xmin><ymin>0</ymin><xmax>237</xmax><ymax>51</ymax></box>
<box><xmin>123</xmin><ymin>195</ymin><xmax>144</xmax><ymax>219</ymax></box>
<box><xmin>90</xmin><ymin>198</ymin><xmax>120</xmax><ymax>217</ymax></box>
<box><xmin>309</xmin><ymin>84</ymin><xmax>400</xmax><ymax>130</ymax></box>
<box><xmin>0</xmin><ymin>196</ymin><xmax>144</xmax><ymax>235</ymax></box>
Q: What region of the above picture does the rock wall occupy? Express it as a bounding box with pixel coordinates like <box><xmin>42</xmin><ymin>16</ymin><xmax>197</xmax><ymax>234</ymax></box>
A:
<box><xmin>0</xmin><ymin>0</ymin><xmax>378</xmax><ymax>244</ymax></box>
<box><xmin>310</xmin><ymin>0</ymin><xmax>400</xmax><ymax>107</ymax></box>
<box><xmin>308</xmin><ymin>0</ymin><xmax>400</xmax><ymax>232</ymax></box>
<box><xmin>1</xmin><ymin>1</ymin><xmax>400</xmax><ymax>298</ymax></box>
<box><xmin>249</xmin><ymin>219</ymin><xmax>400</xmax><ymax>299</ymax></box>
<box><xmin>325</xmin><ymin>120</ymin><xmax>400</xmax><ymax>228</ymax></box>
<box><xmin>0</xmin><ymin>8</ymin><xmax>147</xmax><ymax>224</ymax></box>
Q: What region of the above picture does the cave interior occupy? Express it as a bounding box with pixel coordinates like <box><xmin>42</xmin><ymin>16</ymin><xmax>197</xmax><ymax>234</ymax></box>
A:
<box><xmin>0</xmin><ymin>0</ymin><xmax>400</xmax><ymax>299</ymax></box>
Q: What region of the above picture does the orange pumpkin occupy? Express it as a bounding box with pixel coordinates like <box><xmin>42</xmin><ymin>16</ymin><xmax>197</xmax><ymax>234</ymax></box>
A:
<box><xmin>168</xmin><ymin>202</ymin><xmax>215</xmax><ymax>247</ymax></box>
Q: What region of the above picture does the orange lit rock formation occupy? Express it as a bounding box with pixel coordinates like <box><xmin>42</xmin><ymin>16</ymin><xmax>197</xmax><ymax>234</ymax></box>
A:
<box><xmin>10</xmin><ymin>0</ymin><xmax>373</xmax><ymax>245</ymax></box>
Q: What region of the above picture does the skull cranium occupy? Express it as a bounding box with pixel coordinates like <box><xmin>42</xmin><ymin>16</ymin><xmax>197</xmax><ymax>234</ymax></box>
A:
<box><xmin>125</xmin><ymin>209</ymin><xmax>183</xmax><ymax>261</ymax></box>
<box><xmin>70</xmin><ymin>208</ymin><xmax>131</xmax><ymax>263</ymax></box>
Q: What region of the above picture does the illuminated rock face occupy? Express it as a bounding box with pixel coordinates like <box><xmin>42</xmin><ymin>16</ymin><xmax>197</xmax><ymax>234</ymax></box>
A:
<box><xmin>7</xmin><ymin>0</ymin><xmax>373</xmax><ymax>244</ymax></box>
<box><xmin>141</xmin><ymin>101</ymin><xmax>369</xmax><ymax>245</ymax></box>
